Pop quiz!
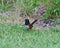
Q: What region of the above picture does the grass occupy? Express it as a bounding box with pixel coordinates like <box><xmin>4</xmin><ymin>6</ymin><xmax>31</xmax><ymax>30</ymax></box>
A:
<box><xmin>0</xmin><ymin>22</ymin><xmax>60</xmax><ymax>48</ymax></box>
<box><xmin>0</xmin><ymin>0</ymin><xmax>60</xmax><ymax>48</ymax></box>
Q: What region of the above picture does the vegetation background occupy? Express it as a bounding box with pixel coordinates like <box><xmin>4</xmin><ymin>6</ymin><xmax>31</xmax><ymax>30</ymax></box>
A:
<box><xmin>0</xmin><ymin>0</ymin><xmax>60</xmax><ymax>48</ymax></box>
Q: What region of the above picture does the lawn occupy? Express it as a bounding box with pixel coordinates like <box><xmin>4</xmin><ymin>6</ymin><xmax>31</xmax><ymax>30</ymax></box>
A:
<box><xmin>0</xmin><ymin>0</ymin><xmax>60</xmax><ymax>48</ymax></box>
<box><xmin>0</xmin><ymin>22</ymin><xmax>60</xmax><ymax>48</ymax></box>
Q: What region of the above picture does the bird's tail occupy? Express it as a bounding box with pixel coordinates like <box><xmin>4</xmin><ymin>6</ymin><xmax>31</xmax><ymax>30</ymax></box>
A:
<box><xmin>31</xmin><ymin>19</ymin><xmax>38</xmax><ymax>25</ymax></box>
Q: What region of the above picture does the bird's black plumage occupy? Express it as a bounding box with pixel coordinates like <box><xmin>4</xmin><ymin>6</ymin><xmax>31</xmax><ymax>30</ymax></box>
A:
<box><xmin>31</xmin><ymin>19</ymin><xmax>38</xmax><ymax>25</ymax></box>
<box><xmin>25</xmin><ymin>19</ymin><xmax>30</xmax><ymax>25</ymax></box>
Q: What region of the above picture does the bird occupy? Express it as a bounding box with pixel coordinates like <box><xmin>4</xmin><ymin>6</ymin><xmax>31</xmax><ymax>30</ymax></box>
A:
<box><xmin>25</xmin><ymin>19</ymin><xmax>38</xmax><ymax>29</ymax></box>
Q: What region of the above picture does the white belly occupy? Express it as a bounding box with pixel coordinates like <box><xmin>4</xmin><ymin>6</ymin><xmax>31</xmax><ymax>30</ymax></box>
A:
<box><xmin>25</xmin><ymin>25</ymin><xmax>29</xmax><ymax>28</ymax></box>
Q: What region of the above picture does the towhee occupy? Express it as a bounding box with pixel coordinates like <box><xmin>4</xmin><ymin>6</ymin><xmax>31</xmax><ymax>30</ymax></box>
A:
<box><xmin>25</xmin><ymin>19</ymin><xmax>38</xmax><ymax>29</ymax></box>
